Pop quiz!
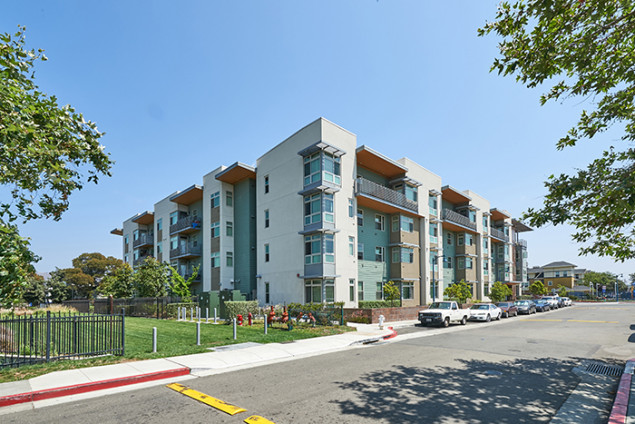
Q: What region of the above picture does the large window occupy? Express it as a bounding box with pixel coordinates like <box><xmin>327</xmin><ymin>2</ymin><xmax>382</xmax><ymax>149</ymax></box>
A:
<box><xmin>429</xmin><ymin>223</ymin><xmax>438</xmax><ymax>243</ymax></box>
<box><xmin>375</xmin><ymin>214</ymin><xmax>385</xmax><ymax>231</ymax></box>
<box><xmin>305</xmin><ymin>234</ymin><xmax>321</xmax><ymax>264</ymax></box>
<box><xmin>303</xmin><ymin>153</ymin><xmax>321</xmax><ymax>186</ymax></box>
<box><xmin>466</xmin><ymin>233</ymin><xmax>473</xmax><ymax>246</ymax></box>
<box><xmin>211</xmin><ymin>221</ymin><xmax>220</xmax><ymax>238</ymax></box>
<box><xmin>358</xmin><ymin>281</ymin><xmax>364</xmax><ymax>301</ymax></box>
<box><xmin>226</xmin><ymin>191</ymin><xmax>233</xmax><ymax>207</ymax></box>
<box><xmin>402</xmin><ymin>283</ymin><xmax>414</xmax><ymax>300</ymax></box>
<box><xmin>169</xmin><ymin>211</ymin><xmax>178</xmax><ymax>225</ymax></box>
<box><xmin>428</xmin><ymin>196</ymin><xmax>438</xmax><ymax>214</ymax></box>
<box><xmin>392</xmin><ymin>247</ymin><xmax>414</xmax><ymax>263</ymax></box>
<box><xmin>405</xmin><ymin>185</ymin><xmax>417</xmax><ymax>202</ymax></box>
<box><xmin>211</xmin><ymin>252</ymin><xmax>220</xmax><ymax>268</ymax></box>
<box><xmin>375</xmin><ymin>246</ymin><xmax>385</xmax><ymax>262</ymax></box>
<box><xmin>303</xmin><ymin>193</ymin><xmax>333</xmax><ymax>225</ymax></box>
<box><xmin>305</xmin><ymin>279</ymin><xmax>334</xmax><ymax>303</ymax></box>
<box><xmin>210</xmin><ymin>192</ymin><xmax>220</xmax><ymax>208</ymax></box>
<box><xmin>324</xmin><ymin>234</ymin><xmax>334</xmax><ymax>263</ymax></box>
<box><xmin>323</xmin><ymin>153</ymin><xmax>341</xmax><ymax>185</ymax></box>
<box><xmin>401</xmin><ymin>216</ymin><xmax>414</xmax><ymax>232</ymax></box>
<box><xmin>324</xmin><ymin>194</ymin><xmax>334</xmax><ymax>223</ymax></box>
<box><xmin>458</xmin><ymin>257</ymin><xmax>473</xmax><ymax>269</ymax></box>
<box><xmin>170</xmin><ymin>236</ymin><xmax>178</xmax><ymax>250</ymax></box>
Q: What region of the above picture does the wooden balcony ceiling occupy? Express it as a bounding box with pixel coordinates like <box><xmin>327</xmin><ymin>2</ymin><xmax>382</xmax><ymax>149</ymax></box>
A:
<box><xmin>441</xmin><ymin>185</ymin><xmax>471</xmax><ymax>204</ymax></box>
<box><xmin>357</xmin><ymin>194</ymin><xmax>419</xmax><ymax>217</ymax></box>
<box><xmin>215</xmin><ymin>162</ymin><xmax>256</xmax><ymax>184</ymax></box>
<box><xmin>110</xmin><ymin>228</ymin><xmax>123</xmax><ymax>236</ymax></box>
<box><xmin>170</xmin><ymin>184</ymin><xmax>203</xmax><ymax>205</ymax></box>
<box><xmin>356</xmin><ymin>145</ymin><xmax>407</xmax><ymax>178</ymax></box>
<box><xmin>441</xmin><ymin>219</ymin><xmax>478</xmax><ymax>234</ymax></box>
<box><xmin>512</xmin><ymin>218</ymin><xmax>533</xmax><ymax>232</ymax></box>
<box><xmin>132</xmin><ymin>211</ymin><xmax>154</xmax><ymax>225</ymax></box>
<box><xmin>490</xmin><ymin>208</ymin><xmax>511</xmax><ymax>221</ymax></box>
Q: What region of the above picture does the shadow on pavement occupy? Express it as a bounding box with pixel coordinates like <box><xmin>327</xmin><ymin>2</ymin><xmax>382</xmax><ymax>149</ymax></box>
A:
<box><xmin>331</xmin><ymin>356</ymin><xmax>599</xmax><ymax>423</ymax></box>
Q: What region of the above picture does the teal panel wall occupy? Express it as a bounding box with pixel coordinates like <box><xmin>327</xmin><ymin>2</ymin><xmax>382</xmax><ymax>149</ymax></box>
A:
<box><xmin>357</xmin><ymin>167</ymin><xmax>389</xmax><ymax>185</ymax></box>
<box><xmin>234</xmin><ymin>178</ymin><xmax>257</xmax><ymax>298</ymax></box>
<box><xmin>357</xmin><ymin>205</ymin><xmax>390</xmax><ymax>300</ymax></box>
<box><xmin>358</xmin><ymin>260</ymin><xmax>387</xmax><ymax>300</ymax></box>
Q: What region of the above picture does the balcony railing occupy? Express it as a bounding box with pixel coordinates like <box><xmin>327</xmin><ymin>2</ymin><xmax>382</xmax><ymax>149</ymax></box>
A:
<box><xmin>490</xmin><ymin>227</ymin><xmax>509</xmax><ymax>242</ymax></box>
<box><xmin>442</xmin><ymin>208</ymin><xmax>477</xmax><ymax>231</ymax></box>
<box><xmin>170</xmin><ymin>244</ymin><xmax>202</xmax><ymax>259</ymax></box>
<box><xmin>170</xmin><ymin>215</ymin><xmax>201</xmax><ymax>235</ymax></box>
<box><xmin>182</xmin><ymin>273</ymin><xmax>202</xmax><ymax>282</ymax></box>
<box><xmin>515</xmin><ymin>239</ymin><xmax>527</xmax><ymax>248</ymax></box>
<box><xmin>133</xmin><ymin>233</ymin><xmax>154</xmax><ymax>249</ymax></box>
<box><xmin>355</xmin><ymin>177</ymin><xmax>417</xmax><ymax>212</ymax></box>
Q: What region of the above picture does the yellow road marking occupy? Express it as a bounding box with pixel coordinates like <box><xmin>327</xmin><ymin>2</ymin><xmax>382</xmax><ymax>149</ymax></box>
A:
<box><xmin>166</xmin><ymin>383</ymin><xmax>247</xmax><ymax>415</ymax></box>
<box><xmin>567</xmin><ymin>319</ymin><xmax>619</xmax><ymax>323</ymax></box>
<box><xmin>245</xmin><ymin>416</ymin><xmax>276</xmax><ymax>424</ymax></box>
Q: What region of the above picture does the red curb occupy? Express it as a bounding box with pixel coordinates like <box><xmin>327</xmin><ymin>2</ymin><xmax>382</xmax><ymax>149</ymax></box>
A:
<box><xmin>608</xmin><ymin>359</ymin><xmax>635</xmax><ymax>424</ymax></box>
<box><xmin>383</xmin><ymin>327</ymin><xmax>397</xmax><ymax>341</ymax></box>
<box><xmin>0</xmin><ymin>367</ymin><xmax>190</xmax><ymax>408</ymax></box>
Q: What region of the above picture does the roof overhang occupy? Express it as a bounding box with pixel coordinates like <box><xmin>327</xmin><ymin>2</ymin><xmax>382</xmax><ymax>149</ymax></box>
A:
<box><xmin>356</xmin><ymin>145</ymin><xmax>408</xmax><ymax>179</ymax></box>
<box><xmin>389</xmin><ymin>176</ymin><xmax>422</xmax><ymax>187</ymax></box>
<box><xmin>170</xmin><ymin>184</ymin><xmax>203</xmax><ymax>205</ymax></box>
<box><xmin>110</xmin><ymin>228</ymin><xmax>123</xmax><ymax>236</ymax></box>
<box><xmin>298</xmin><ymin>140</ymin><xmax>346</xmax><ymax>157</ymax></box>
<box><xmin>215</xmin><ymin>162</ymin><xmax>256</xmax><ymax>184</ymax></box>
<box><xmin>441</xmin><ymin>186</ymin><xmax>471</xmax><ymax>204</ymax></box>
<box><xmin>132</xmin><ymin>211</ymin><xmax>154</xmax><ymax>225</ymax></box>
<box><xmin>512</xmin><ymin>218</ymin><xmax>533</xmax><ymax>232</ymax></box>
<box><xmin>357</xmin><ymin>193</ymin><xmax>420</xmax><ymax>217</ymax></box>
<box><xmin>490</xmin><ymin>208</ymin><xmax>511</xmax><ymax>221</ymax></box>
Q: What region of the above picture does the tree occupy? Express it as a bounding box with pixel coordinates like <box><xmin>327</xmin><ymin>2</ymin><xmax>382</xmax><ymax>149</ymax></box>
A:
<box><xmin>135</xmin><ymin>257</ymin><xmax>170</xmax><ymax>298</ymax></box>
<box><xmin>71</xmin><ymin>252</ymin><xmax>125</xmax><ymax>294</ymax></box>
<box><xmin>528</xmin><ymin>281</ymin><xmax>548</xmax><ymax>296</ymax></box>
<box><xmin>21</xmin><ymin>273</ymin><xmax>46</xmax><ymax>305</ymax></box>
<box><xmin>0</xmin><ymin>27</ymin><xmax>113</xmax><ymax>305</ymax></box>
<box><xmin>556</xmin><ymin>285</ymin><xmax>568</xmax><ymax>297</ymax></box>
<box><xmin>443</xmin><ymin>280</ymin><xmax>473</xmax><ymax>304</ymax></box>
<box><xmin>382</xmin><ymin>280</ymin><xmax>401</xmax><ymax>307</ymax></box>
<box><xmin>167</xmin><ymin>265</ymin><xmax>199</xmax><ymax>298</ymax></box>
<box><xmin>98</xmin><ymin>263</ymin><xmax>134</xmax><ymax>298</ymax></box>
<box><xmin>479</xmin><ymin>2</ymin><xmax>635</xmax><ymax>260</ymax></box>
<box><xmin>489</xmin><ymin>281</ymin><xmax>513</xmax><ymax>303</ymax></box>
<box><xmin>47</xmin><ymin>270</ymin><xmax>71</xmax><ymax>303</ymax></box>
<box><xmin>58</xmin><ymin>268</ymin><xmax>94</xmax><ymax>298</ymax></box>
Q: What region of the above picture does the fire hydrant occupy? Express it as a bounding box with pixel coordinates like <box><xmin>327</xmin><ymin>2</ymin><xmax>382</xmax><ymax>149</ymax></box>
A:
<box><xmin>248</xmin><ymin>312</ymin><xmax>253</xmax><ymax>326</ymax></box>
<box><xmin>378</xmin><ymin>314</ymin><xmax>385</xmax><ymax>330</ymax></box>
<box><xmin>237</xmin><ymin>314</ymin><xmax>243</xmax><ymax>326</ymax></box>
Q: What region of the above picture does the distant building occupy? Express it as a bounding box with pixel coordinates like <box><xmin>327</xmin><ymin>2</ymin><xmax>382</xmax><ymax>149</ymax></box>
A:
<box><xmin>527</xmin><ymin>261</ymin><xmax>587</xmax><ymax>290</ymax></box>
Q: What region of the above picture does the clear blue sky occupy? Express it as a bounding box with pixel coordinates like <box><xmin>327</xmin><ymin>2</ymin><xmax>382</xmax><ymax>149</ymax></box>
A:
<box><xmin>2</xmin><ymin>1</ymin><xmax>631</xmax><ymax>279</ymax></box>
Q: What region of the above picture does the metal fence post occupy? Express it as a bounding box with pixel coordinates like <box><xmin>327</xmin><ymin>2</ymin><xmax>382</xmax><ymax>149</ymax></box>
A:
<box><xmin>196</xmin><ymin>322</ymin><xmax>201</xmax><ymax>346</ymax></box>
<box><xmin>45</xmin><ymin>311</ymin><xmax>51</xmax><ymax>363</ymax></box>
<box><xmin>152</xmin><ymin>327</ymin><xmax>157</xmax><ymax>353</ymax></box>
<box><xmin>121</xmin><ymin>308</ymin><xmax>126</xmax><ymax>356</ymax></box>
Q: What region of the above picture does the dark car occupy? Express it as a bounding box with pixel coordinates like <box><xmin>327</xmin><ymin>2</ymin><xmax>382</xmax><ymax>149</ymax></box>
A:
<box><xmin>514</xmin><ymin>300</ymin><xmax>536</xmax><ymax>315</ymax></box>
<box><xmin>497</xmin><ymin>302</ymin><xmax>518</xmax><ymax>318</ymax></box>
<box><xmin>535</xmin><ymin>299</ymin><xmax>551</xmax><ymax>312</ymax></box>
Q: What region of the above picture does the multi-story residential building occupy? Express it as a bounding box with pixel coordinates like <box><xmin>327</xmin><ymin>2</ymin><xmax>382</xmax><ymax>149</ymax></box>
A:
<box><xmin>111</xmin><ymin>118</ymin><xmax>530</xmax><ymax>305</ymax></box>
<box><xmin>527</xmin><ymin>261</ymin><xmax>587</xmax><ymax>290</ymax></box>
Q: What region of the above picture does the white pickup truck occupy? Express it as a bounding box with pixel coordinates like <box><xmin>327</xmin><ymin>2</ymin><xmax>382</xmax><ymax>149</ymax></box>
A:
<box><xmin>418</xmin><ymin>301</ymin><xmax>469</xmax><ymax>327</ymax></box>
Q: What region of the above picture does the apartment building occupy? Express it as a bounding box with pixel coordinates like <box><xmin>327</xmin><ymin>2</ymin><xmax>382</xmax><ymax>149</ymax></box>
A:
<box><xmin>527</xmin><ymin>261</ymin><xmax>587</xmax><ymax>290</ymax></box>
<box><xmin>111</xmin><ymin>118</ymin><xmax>530</xmax><ymax>306</ymax></box>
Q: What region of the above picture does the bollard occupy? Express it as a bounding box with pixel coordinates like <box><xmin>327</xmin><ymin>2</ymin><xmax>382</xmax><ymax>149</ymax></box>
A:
<box><xmin>197</xmin><ymin>307</ymin><xmax>201</xmax><ymax>323</ymax></box>
<box><xmin>378</xmin><ymin>314</ymin><xmax>385</xmax><ymax>330</ymax></box>
<box><xmin>196</xmin><ymin>322</ymin><xmax>201</xmax><ymax>346</ymax></box>
<box><xmin>206</xmin><ymin>308</ymin><xmax>209</xmax><ymax>323</ymax></box>
<box><xmin>190</xmin><ymin>307</ymin><xmax>193</xmax><ymax>322</ymax></box>
<box><xmin>177</xmin><ymin>308</ymin><xmax>181</xmax><ymax>321</ymax></box>
<box><xmin>264</xmin><ymin>314</ymin><xmax>267</xmax><ymax>335</ymax></box>
<box><xmin>182</xmin><ymin>306</ymin><xmax>186</xmax><ymax>321</ymax></box>
<box><xmin>214</xmin><ymin>308</ymin><xmax>217</xmax><ymax>324</ymax></box>
<box><xmin>152</xmin><ymin>327</ymin><xmax>157</xmax><ymax>353</ymax></box>
<box><xmin>233</xmin><ymin>318</ymin><xmax>237</xmax><ymax>340</ymax></box>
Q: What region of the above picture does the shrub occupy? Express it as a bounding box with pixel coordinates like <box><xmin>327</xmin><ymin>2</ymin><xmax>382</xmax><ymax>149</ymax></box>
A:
<box><xmin>225</xmin><ymin>301</ymin><xmax>259</xmax><ymax>318</ymax></box>
<box><xmin>358</xmin><ymin>300</ymin><xmax>393</xmax><ymax>309</ymax></box>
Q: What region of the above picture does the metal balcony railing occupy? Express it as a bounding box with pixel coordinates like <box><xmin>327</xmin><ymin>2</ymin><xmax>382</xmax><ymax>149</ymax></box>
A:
<box><xmin>355</xmin><ymin>177</ymin><xmax>417</xmax><ymax>212</ymax></box>
<box><xmin>490</xmin><ymin>227</ymin><xmax>509</xmax><ymax>242</ymax></box>
<box><xmin>515</xmin><ymin>239</ymin><xmax>527</xmax><ymax>248</ymax></box>
<box><xmin>442</xmin><ymin>208</ymin><xmax>477</xmax><ymax>231</ymax></box>
<box><xmin>169</xmin><ymin>215</ymin><xmax>201</xmax><ymax>235</ymax></box>
<box><xmin>133</xmin><ymin>233</ymin><xmax>154</xmax><ymax>248</ymax></box>
<box><xmin>169</xmin><ymin>245</ymin><xmax>202</xmax><ymax>259</ymax></box>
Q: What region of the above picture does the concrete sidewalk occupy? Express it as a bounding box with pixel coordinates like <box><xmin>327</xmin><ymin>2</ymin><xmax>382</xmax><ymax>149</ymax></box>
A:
<box><xmin>0</xmin><ymin>322</ymin><xmax>398</xmax><ymax>414</ymax></box>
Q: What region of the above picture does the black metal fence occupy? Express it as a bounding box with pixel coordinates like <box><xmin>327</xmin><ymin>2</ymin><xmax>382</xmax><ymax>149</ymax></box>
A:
<box><xmin>0</xmin><ymin>311</ymin><xmax>124</xmax><ymax>369</ymax></box>
<box><xmin>62</xmin><ymin>296</ymin><xmax>197</xmax><ymax>319</ymax></box>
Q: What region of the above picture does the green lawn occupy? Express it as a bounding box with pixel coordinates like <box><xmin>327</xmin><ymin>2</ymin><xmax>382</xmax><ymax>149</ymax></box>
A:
<box><xmin>0</xmin><ymin>317</ymin><xmax>352</xmax><ymax>383</ymax></box>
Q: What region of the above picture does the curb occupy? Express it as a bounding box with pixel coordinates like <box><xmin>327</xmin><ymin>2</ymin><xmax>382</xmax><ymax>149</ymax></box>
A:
<box><xmin>0</xmin><ymin>367</ymin><xmax>190</xmax><ymax>408</ymax></box>
<box><xmin>608</xmin><ymin>358</ymin><xmax>634</xmax><ymax>424</ymax></box>
<box><xmin>382</xmin><ymin>327</ymin><xmax>397</xmax><ymax>341</ymax></box>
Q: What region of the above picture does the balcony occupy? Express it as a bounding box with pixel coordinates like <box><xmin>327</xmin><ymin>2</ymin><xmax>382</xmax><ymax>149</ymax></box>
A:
<box><xmin>515</xmin><ymin>239</ymin><xmax>527</xmax><ymax>248</ymax></box>
<box><xmin>442</xmin><ymin>208</ymin><xmax>477</xmax><ymax>231</ymax></box>
<box><xmin>355</xmin><ymin>177</ymin><xmax>417</xmax><ymax>213</ymax></box>
<box><xmin>170</xmin><ymin>215</ymin><xmax>201</xmax><ymax>235</ymax></box>
<box><xmin>182</xmin><ymin>272</ymin><xmax>202</xmax><ymax>282</ymax></box>
<box><xmin>170</xmin><ymin>244</ymin><xmax>202</xmax><ymax>259</ymax></box>
<box><xmin>133</xmin><ymin>254</ymin><xmax>151</xmax><ymax>267</ymax></box>
<box><xmin>133</xmin><ymin>233</ymin><xmax>154</xmax><ymax>249</ymax></box>
<box><xmin>490</xmin><ymin>227</ymin><xmax>509</xmax><ymax>242</ymax></box>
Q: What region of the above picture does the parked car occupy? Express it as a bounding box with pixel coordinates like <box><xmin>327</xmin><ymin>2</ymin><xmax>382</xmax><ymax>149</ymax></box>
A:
<box><xmin>562</xmin><ymin>297</ymin><xmax>572</xmax><ymax>306</ymax></box>
<box><xmin>542</xmin><ymin>296</ymin><xmax>560</xmax><ymax>309</ymax></box>
<box><xmin>535</xmin><ymin>299</ymin><xmax>551</xmax><ymax>312</ymax></box>
<box><xmin>469</xmin><ymin>303</ymin><xmax>502</xmax><ymax>322</ymax></box>
<box><xmin>497</xmin><ymin>302</ymin><xmax>518</xmax><ymax>318</ymax></box>
<box><xmin>418</xmin><ymin>301</ymin><xmax>469</xmax><ymax>327</ymax></box>
<box><xmin>514</xmin><ymin>300</ymin><xmax>536</xmax><ymax>315</ymax></box>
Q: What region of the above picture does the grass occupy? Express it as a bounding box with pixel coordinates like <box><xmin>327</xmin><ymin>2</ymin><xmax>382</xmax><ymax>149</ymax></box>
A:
<box><xmin>0</xmin><ymin>317</ymin><xmax>353</xmax><ymax>383</ymax></box>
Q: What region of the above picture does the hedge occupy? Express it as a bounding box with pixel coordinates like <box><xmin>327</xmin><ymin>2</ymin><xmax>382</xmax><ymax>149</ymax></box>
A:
<box><xmin>358</xmin><ymin>300</ymin><xmax>397</xmax><ymax>309</ymax></box>
<box><xmin>225</xmin><ymin>301</ymin><xmax>259</xmax><ymax>318</ymax></box>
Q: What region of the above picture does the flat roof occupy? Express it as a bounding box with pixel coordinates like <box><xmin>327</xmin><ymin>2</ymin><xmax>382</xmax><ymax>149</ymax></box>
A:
<box><xmin>512</xmin><ymin>218</ymin><xmax>533</xmax><ymax>232</ymax></box>
<box><xmin>215</xmin><ymin>162</ymin><xmax>256</xmax><ymax>184</ymax></box>
<box><xmin>132</xmin><ymin>211</ymin><xmax>154</xmax><ymax>225</ymax></box>
<box><xmin>356</xmin><ymin>145</ymin><xmax>408</xmax><ymax>178</ymax></box>
<box><xmin>441</xmin><ymin>185</ymin><xmax>471</xmax><ymax>204</ymax></box>
<box><xmin>170</xmin><ymin>184</ymin><xmax>204</xmax><ymax>205</ymax></box>
<box><xmin>490</xmin><ymin>208</ymin><xmax>511</xmax><ymax>221</ymax></box>
<box><xmin>110</xmin><ymin>228</ymin><xmax>123</xmax><ymax>236</ymax></box>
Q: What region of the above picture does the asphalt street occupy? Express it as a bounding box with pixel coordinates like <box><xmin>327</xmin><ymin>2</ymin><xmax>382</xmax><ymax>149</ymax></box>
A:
<box><xmin>5</xmin><ymin>303</ymin><xmax>635</xmax><ymax>424</ymax></box>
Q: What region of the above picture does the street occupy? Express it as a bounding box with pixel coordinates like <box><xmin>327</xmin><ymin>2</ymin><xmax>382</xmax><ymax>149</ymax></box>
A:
<box><xmin>5</xmin><ymin>303</ymin><xmax>635</xmax><ymax>423</ymax></box>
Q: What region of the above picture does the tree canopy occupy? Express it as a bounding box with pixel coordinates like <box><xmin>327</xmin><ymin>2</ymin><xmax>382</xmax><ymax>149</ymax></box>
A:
<box><xmin>528</xmin><ymin>280</ymin><xmax>548</xmax><ymax>296</ymax></box>
<box><xmin>479</xmin><ymin>1</ymin><xmax>635</xmax><ymax>260</ymax></box>
<box><xmin>444</xmin><ymin>280</ymin><xmax>473</xmax><ymax>304</ymax></box>
<box><xmin>489</xmin><ymin>281</ymin><xmax>513</xmax><ymax>303</ymax></box>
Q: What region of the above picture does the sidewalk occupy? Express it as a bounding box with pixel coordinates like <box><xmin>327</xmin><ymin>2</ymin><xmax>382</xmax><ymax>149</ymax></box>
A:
<box><xmin>0</xmin><ymin>322</ymin><xmax>399</xmax><ymax>414</ymax></box>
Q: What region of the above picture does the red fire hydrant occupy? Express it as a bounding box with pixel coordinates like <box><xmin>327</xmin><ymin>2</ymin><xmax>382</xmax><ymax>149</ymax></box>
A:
<box><xmin>248</xmin><ymin>312</ymin><xmax>253</xmax><ymax>326</ymax></box>
<box><xmin>237</xmin><ymin>314</ymin><xmax>243</xmax><ymax>326</ymax></box>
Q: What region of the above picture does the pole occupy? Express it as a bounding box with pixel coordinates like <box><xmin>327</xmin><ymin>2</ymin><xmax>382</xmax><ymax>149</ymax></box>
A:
<box><xmin>214</xmin><ymin>307</ymin><xmax>217</xmax><ymax>324</ymax></box>
<box><xmin>264</xmin><ymin>313</ymin><xmax>267</xmax><ymax>335</ymax></box>
<box><xmin>233</xmin><ymin>318</ymin><xmax>237</xmax><ymax>340</ymax></box>
<box><xmin>206</xmin><ymin>307</ymin><xmax>209</xmax><ymax>323</ymax></box>
<box><xmin>196</xmin><ymin>322</ymin><xmax>201</xmax><ymax>345</ymax></box>
<box><xmin>152</xmin><ymin>327</ymin><xmax>157</xmax><ymax>353</ymax></box>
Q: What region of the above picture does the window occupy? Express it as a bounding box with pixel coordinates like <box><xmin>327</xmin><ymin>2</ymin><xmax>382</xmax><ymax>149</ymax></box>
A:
<box><xmin>375</xmin><ymin>214</ymin><xmax>385</xmax><ymax>231</ymax></box>
<box><xmin>484</xmin><ymin>284</ymin><xmax>490</xmax><ymax>296</ymax></box>
<box><xmin>226</xmin><ymin>191</ymin><xmax>233</xmax><ymax>207</ymax></box>
<box><xmin>392</xmin><ymin>247</ymin><xmax>399</xmax><ymax>263</ymax></box>
<box><xmin>466</xmin><ymin>234</ymin><xmax>473</xmax><ymax>246</ymax></box>
<box><xmin>458</xmin><ymin>234</ymin><xmax>464</xmax><ymax>246</ymax></box>
<box><xmin>555</xmin><ymin>271</ymin><xmax>560</xmax><ymax>277</ymax></box>
<box><xmin>303</xmin><ymin>193</ymin><xmax>333</xmax><ymax>225</ymax></box>
<box><xmin>428</xmin><ymin>196</ymin><xmax>438</xmax><ymax>214</ymax></box>
<box><xmin>211</xmin><ymin>251</ymin><xmax>220</xmax><ymax>268</ymax></box>
<box><xmin>124</xmin><ymin>254</ymin><xmax>128</xmax><ymax>263</ymax></box>
<box><xmin>264</xmin><ymin>175</ymin><xmax>269</xmax><ymax>193</ymax></box>
<box><xmin>324</xmin><ymin>193</ymin><xmax>334</xmax><ymax>223</ymax></box>
<box><xmin>305</xmin><ymin>234</ymin><xmax>321</xmax><ymax>264</ymax></box>
<box><xmin>133</xmin><ymin>250</ymin><xmax>139</xmax><ymax>261</ymax></box>
<box><xmin>226</xmin><ymin>221</ymin><xmax>233</xmax><ymax>237</ymax></box>
<box><xmin>483</xmin><ymin>238</ymin><xmax>488</xmax><ymax>252</ymax></box>
<box><xmin>264</xmin><ymin>244</ymin><xmax>270</xmax><ymax>262</ymax></box>
<box><xmin>563</xmin><ymin>271</ymin><xmax>568</xmax><ymax>277</ymax></box>
<box><xmin>170</xmin><ymin>236</ymin><xmax>178</xmax><ymax>250</ymax></box>
<box><xmin>466</xmin><ymin>257</ymin><xmax>473</xmax><ymax>269</ymax></box>
<box><xmin>325</xmin><ymin>280</ymin><xmax>335</xmax><ymax>303</ymax></box>
<box><xmin>483</xmin><ymin>216</ymin><xmax>488</xmax><ymax>228</ymax></box>
<box><xmin>157</xmin><ymin>242</ymin><xmax>163</xmax><ymax>254</ymax></box>
<box><xmin>393</xmin><ymin>247</ymin><xmax>414</xmax><ymax>263</ymax></box>
<box><xmin>405</xmin><ymin>185</ymin><xmax>417</xmax><ymax>202</ymax></box>
<box><xmin>358</xmin><ymin>243</ymin><xmax>364</xmax><ymax>260</ymax></box>
<box><xmin>548</xmin><ymin>280</ymin><xmax>553</xmax><ymax>286</ymax></box>
<box><xmin>265</xmin><ymin>282</ymin><xmax>270</xmax><ymax>303</ymax></box>
<box><xmin>323</xmin><ymin>153</ymin><xmax>341</xmax><ymax>185</ymax></box>
<box><xmin>401</xmin><ymin>216</ymin><xmax>414</xmax><ymax>232</ymax></box>
<box><xmin>348</xmin><ymin>199</ymin><xmax>354</xmax><ymax>217</ymax></box>
<box><xmin>324</xmin><ymin>234</ymin><xmax>334</xmax><ymax>263</ymax></box>
<box><xmin>303</xmin><ymin>153</ymin><xmax>320</xmax><ymax>186</ymax></box>
<box><xmin>392</xmin><ymin>215</ymin><xmax>399</xmax><ymax>232</ymax></box>
<box><xmin>402</xmin><ymin>283</ymin><xmax>414</xmax><ymax>300</ymax></box>
<box><xmin>157</xmin><ymin>218</ymin><xmax>162</xmax><ymax>232</ymax></box>
<box><xmin>169</xmin><ymin>211</ymin><xmax>178</xmax><ymax>225</ymax></box>
<box><xmin>211</xmin><ymin>221</ymin><xmax>220</xmax><ymax>238</ymax></box>
<box><xmin>444</xmin><ymin>257</ymin><xmax>453</xmax><ymax>269</ymax></box>
<box><xmin>358</xmin><ymin>281</ymin><xmax>364</xmax><ymax>301</ymax></box>
<box><xmin>375</xmin><ymin>246</ymin><xmax>385</xmax><ymax>262</ymax></box>
<box><xmin>349</xmin><ymin>279</ymin><xmax>355</xmax><ymax>302</ymax></box>
<box><xmin>124</xmin><ymin>234</ymin><xmax>129</xmax><ymax>245</ymax></box>
<box><xmin>429</xmin><ymin>223</ymin><xmax>438</xmax><ymax>243</ymax></box>
<box><xmin>357</xmin><ymin>209</ymin><xmax>364</xmax><ymax>226</ymax></box>
<box><xmin>305</xmin><ymin>279</ymin><xmax>322</xmax><ymax>303</ymax></box>
<box><xmin>469</xmin><ymin>210</ymin><xmax>476</xmax><ymax>223</ymax></box>
<box><xmin>349</xmin><ymin>236</ymin><xmax>355</xmax><ymax>256</ymax></box>
<box><xmin>226</xmin><ymin>252</ymin><xmax>233</xmax><ymax>267</ymax></box>
<box><xmin>376</xmin><ymin>282</ymin><xmax>383</xmax><ymax>300</ymax></box>
<box><xmin>458</xmin><ymin>257</ymin><xmax>465</xmax><ymax>269</ymax></box>
<box><xmin>264</xmin><ymin>209</ymin><xmax>270</xmax><ymax>228</ymax></box>
<box><xmin>484</xmin><ymin>261</ymin><xmax>489</xmax><ymax>275</ymax></box>
<box><xmin>210</xmin><ymin>192</ymin><xmax>220</xmax><ymax>208</ymax></box>
<box><xmin>446</xmin><ymin>232</ymin><xmax>453</xmax><ymax>245</ymax></box>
